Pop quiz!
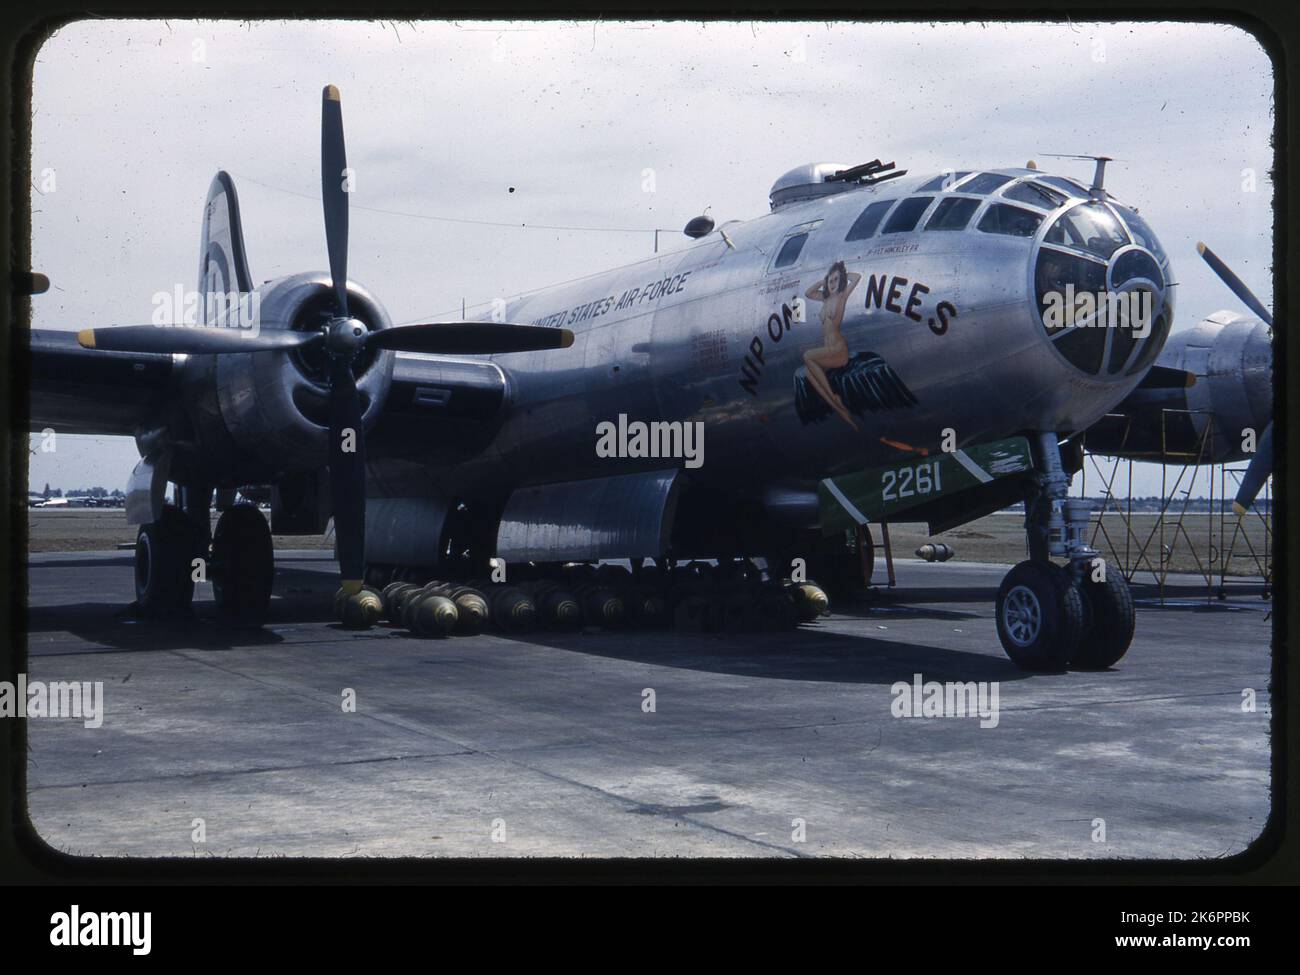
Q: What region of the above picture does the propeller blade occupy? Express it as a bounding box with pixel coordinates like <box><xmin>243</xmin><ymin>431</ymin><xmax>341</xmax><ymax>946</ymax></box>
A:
<box><xmin>327</xmin><ymin>357</ymin><xmax>367</xmax><ymax>591</ymax></box>
<box><xmin>1197</xmin><ymin>242</ymin><xmax>1273</xmax><ymax>328</ymax></box>
<box><xmin>1135</xmin><ymin>364</ymin><xmax>1196</xmax><ymax>390</ymax></box>
<box><xmin>321</xmin><ymin>84</ymin><xmax>350</xmax><ymax>316</ymax></box>
<box><xmin>1233</xmin><ymin>422</ymin><xmax>1273</xmax><ymax>516</ymax></box>
<box><xmin>77</xmin><ymin>325</ymin><xmax>321</xmax><ymax>355</ymax></box>
<box><xmin>365</xmin><ymin>322</ymin><xmax>575</xmax><ymax>355</ymax></box>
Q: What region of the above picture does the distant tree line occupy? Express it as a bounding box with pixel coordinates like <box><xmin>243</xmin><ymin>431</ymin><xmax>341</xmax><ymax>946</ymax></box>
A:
<box><xmin>38</xmin><ymin>484</ymin><xmax>126</xmax><ymax>499</ymax></box>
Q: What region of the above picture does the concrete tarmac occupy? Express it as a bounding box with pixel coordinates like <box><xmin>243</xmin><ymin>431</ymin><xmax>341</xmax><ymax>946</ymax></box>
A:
<box><xmin>22</xmin><ymin>551</ymin><xmax>1273</xmax><ymax>859</ymax></box>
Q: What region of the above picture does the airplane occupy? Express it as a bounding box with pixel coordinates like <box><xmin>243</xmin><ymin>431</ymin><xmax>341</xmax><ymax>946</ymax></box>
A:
<box><xmin>28</xmin><ymin>85</ymin><xmax>1184</xmax><ymax>672</ymax></box>
<box><xmin>1084</xmin><ymin>243</ymin><xmax>1273</xmax><ymax>517</ymax></box>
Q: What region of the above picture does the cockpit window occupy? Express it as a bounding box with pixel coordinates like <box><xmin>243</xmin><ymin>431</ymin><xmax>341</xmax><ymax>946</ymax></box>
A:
<box><xmin>925</xmin><ymin>197</ymin><xmax>980</xmax><ymax>231</ymax></box>
<box><xmin>1111</xmin><ymin>249</ymin><xmax>1164</xmax><ymax>289</ymax></box>
<box><xmin>1039</xmin><ymin>175</ymin><xmax>1089</xmax><ymax>197</ymax></box>
<box><xmin>1114</xmin><ymin>206</ymin><xmax>1168</xmax><ymax>266</ymax></box>
<box><xmin>1035</xmin><ymin>251</ymin><xmax>1107</xmax><ymax>333</ymax></box>
<box><xmin>774</xmin><ymin>233</ymin><xmax>809</xmax><ymax>268</ymax></box>
<box><xmin>956</xmin><ymin>172</ymin><xmax>1015</xmax><ymax>195</ymax></box>
<box><xmin>1044</xmin><ymin>203</ymin><xmax>1129</xmax><ymax>259</ymax></box>
<box><xmin>977</xmin><ymin>204</ymin><xmax>1043</xmax><ymax>237</ymax></box>
<box><xmin>845</xmin><ymin>200</ymin><xmax>894</xmax><ymax>241</ymax></box>
<box><xmin>881</xmin><ymin>197</ymin><xmax>934</xmax><ymax>234</ymax></box>
<box><xmin>915</xmin><ymin>171</ymin><xmax>971</xmax><ymax>192</ymax></box>
<box><xmin>1003</xmin><ymin>180</ymin><xmax>1067</xmax><ymax>210</ymax></box>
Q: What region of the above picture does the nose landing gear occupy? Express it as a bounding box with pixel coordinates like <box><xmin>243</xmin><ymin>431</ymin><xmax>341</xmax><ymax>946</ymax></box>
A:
<box><xmin>995</xmin><ymin>432</ymin><xmax>1136</xmax><ymax>671</ymax></box>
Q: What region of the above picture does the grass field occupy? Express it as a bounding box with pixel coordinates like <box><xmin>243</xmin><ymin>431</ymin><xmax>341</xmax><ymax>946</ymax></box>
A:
<box><xmin>881</xmin><ymin>511</ymin><xmax>1272</xmax><ymax>580</ymax></box>
<box><xmin>25</xmin><ymin>508</ymin><xmax>333</xmax><ymax>554</ymax></box>
<box><xmin>26</xmin><ymin>505</ymin><xmax>1272</xmax><ymax>580</ymax></box>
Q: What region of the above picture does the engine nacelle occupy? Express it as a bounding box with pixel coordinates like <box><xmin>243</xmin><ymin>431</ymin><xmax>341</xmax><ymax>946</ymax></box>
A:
<box><xmin>1088</xmin><ymin>311</ymin><xmax>1271</xmax><ymax>463</ymax></box>
<box><xmin>171</xmin><ymin>272</ymin><xmax>395</xmax><ymax>484</ymax></box>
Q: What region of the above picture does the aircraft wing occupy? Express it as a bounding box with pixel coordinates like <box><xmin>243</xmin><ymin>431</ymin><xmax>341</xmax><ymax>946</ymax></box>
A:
<box><xmin>28</xmin><ymin>330</ymin><xmax>507</xmax><ymax>443</ymax></box>
<box><xmin>28</xmin><ymin>328</ymin><xmax>176</xmax><ymax>436</ymax></box>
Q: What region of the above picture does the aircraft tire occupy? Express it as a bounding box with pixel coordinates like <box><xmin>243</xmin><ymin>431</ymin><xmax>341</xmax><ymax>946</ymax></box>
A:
<box><xmin>211</xmin><ymin>505</ymin><xmax>274</xmax><ymax>623</ymax></box>
<box><xmin>995</xmin><ymin>560</ymin><xmax>1084</xmax><ymax>672</ymax></box>
<box><xmin>134</xmin><ymin>505</ymin><xmax>198</xmax><ymax>613</ymax></box>
<box><xmin>1069</xmin><ymin>571</ymin><xmax>1135</xmax><ymax>670</ymax></box>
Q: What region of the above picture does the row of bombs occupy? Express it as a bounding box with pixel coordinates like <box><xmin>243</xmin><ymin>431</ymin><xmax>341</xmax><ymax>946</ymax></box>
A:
<box><xmin>335</xmin><ymin>573</ymin><xmax>831</xmax><ymax>635</ymax></box>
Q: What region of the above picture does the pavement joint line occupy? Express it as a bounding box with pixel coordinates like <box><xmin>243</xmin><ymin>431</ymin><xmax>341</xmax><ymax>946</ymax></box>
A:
<box><xmin>164</xmin><ymin>649</ymin><xmax>810</xmax><ymax>858</ymax></box>
<box><xmin>26</xmin><ymin>748</ymin><xmax>479</xmax><ymax>792</ymax></box>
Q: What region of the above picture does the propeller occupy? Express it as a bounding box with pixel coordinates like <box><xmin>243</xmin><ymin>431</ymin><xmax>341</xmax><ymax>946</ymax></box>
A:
<box><xmin>1196</xmin><ymin>242</ymin><xmax>1273</xmax><ymax>328</ymax></box>
<box><xmin>77</xmin><ymin>85</ymin><xmax>575</xmax><ymax>593</ymax></box>
<box><xmin>1197</xmin><ymin>242</ymin><xmax>1273</xmax><ymax>516</ymax></box>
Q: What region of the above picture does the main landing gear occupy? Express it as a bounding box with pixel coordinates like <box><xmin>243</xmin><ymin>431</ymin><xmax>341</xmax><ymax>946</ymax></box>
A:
<box><xmin>994</xmin><ymin>433</ymin><xmax>1136</xmax><ymax>672</ymax></box>
<box><xmin>134</xmin><ymin>490</ymin><xmax>275</xmax><ymax>623</ymax></box>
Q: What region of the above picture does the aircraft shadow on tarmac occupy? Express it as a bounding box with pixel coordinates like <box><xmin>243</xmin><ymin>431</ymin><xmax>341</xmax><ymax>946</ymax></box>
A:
<box><xmin>488</xmin><ymin>624</ymin><xmax>1033</xmax><ymax>685</ymax></box>
<box><xmin>23</xmin><ymin>563</ymin><xmax>340</xmax><ymax>652</ymax></box>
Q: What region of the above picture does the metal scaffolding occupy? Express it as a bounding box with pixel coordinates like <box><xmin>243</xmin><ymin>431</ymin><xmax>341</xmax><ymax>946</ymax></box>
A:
<box><xmin>1081</xmin><ymin>410</ymin><xmax>1272</xmax><ymax>603</ymax></box>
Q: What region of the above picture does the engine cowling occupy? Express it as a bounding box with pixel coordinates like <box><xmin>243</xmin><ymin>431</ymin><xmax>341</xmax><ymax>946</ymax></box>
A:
<box><xmin>1088</xmin><ymin>311</ymin><xmax>1271</xmax><ymax>463</ymax></box>
<box><xmin>171</xmin><ymin>272</ymin><xmax>395</xmax><ymax>484</ymax></box>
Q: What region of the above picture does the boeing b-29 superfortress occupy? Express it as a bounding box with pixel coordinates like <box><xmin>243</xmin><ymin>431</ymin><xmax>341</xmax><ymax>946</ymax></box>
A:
<box><xmin>31</xmin><ymin>85</ymin><xmax>1216</xmax><ymax>671</ymax></box>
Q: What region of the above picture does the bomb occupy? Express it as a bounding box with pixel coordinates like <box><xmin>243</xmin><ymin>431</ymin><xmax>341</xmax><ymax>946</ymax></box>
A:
<box><xmin>381</xmin><ymin>582</ymin><xmax>418</xmax><ymax>624</ymax></box>
<box><xmin>520</xmin><ymin>581</ymin><xmax>583</xmax><ymax>628</ymax></box>
<box><xmin>384</xmin><ymin>582</ymin><xmax>426</xmax><ymax>626</ymax></box>
<box><xmin>470</xmin><ymin>581</ymin><xmax>537</xmax><ymax>631</ymax></box>
<box><xmin>915</xmin><ymin>543</ymin><xmax>956</xmax><ymax>563</ymax></box>
<box><xmin>573</xmin><ymin>583</ymin><xmax>625</xmax><ymax>627</ymax></box>
<box><xmin>422</xmin><ymin>581</ymin><xmax>491</xmax><ymax>635</ymax></box>
<box><xmin>338</xmin><ymin>587</ymin><xmax>384</xmax><ymax>630</ymax></box>
<box><xmin>408</xmin><ymin>591</ymin><xmax>459</xmax><ymax>637</ymax></box>
<box><xmin>790</xmin><ymin>582</ymin><xmax>830</xmax><ymax>622</ymax></box>
<box><xmin>622</xmin><ymin>586</ymin><xmax>669</xmax><ymax>627</ymax></box>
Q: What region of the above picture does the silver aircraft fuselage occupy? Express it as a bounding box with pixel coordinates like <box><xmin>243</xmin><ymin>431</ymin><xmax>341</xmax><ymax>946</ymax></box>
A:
<box><xmin>410</xmin><ymin>165</ymin><xmax>1175</xmax><ymax>499</ymax></box>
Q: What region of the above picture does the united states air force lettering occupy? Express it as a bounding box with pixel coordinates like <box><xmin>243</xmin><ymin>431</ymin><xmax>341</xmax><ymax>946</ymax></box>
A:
<box><xmin>530</xmin><ymin>272</ymin><xmax>692</xmax><ymax>328</ymax></box>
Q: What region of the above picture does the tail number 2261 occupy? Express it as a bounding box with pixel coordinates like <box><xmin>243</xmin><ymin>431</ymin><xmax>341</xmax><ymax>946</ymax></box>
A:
<box><xmin>882</xmin><ymin>460</ymin><xmax>942</xmax><ymax>502</ymax></box>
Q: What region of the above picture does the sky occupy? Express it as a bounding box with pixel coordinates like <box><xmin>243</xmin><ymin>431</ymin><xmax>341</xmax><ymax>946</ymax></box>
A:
<box><xmin>25</xmin><ymin>19</ymin><xmax>1274</xmax><ymax>497</ymax></box>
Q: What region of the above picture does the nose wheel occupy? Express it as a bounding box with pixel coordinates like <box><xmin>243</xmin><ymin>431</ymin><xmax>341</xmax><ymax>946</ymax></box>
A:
<box><xmin>995</xmin><ymin>431</ymin><xmax>1136</xmax><ymax>671</ymax></box>
<box><xmin>995</xmin><ymin>561</ymin><xmax>1084</xmax><ymax>671</ymax></box>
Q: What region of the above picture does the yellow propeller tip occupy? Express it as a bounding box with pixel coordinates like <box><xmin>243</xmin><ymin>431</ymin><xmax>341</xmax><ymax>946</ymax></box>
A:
<box><xmin>324</xmin><ymin>85</ymin><xmax>341</xmax><ymax>102</ymax></box>
<box><xmin>1196</xmin><ymin>241</ymin><xmax>1206</xmax><ymax>255</ymax></box>
<box><xmin>1232</xmin><ymin>501</ymin><xmax>1247</xmax><ymax>518</ymax></box>
<box><xmin>559</xmin><ymin>329</ymin><xmax>575</xmax><ymax>349</ymax></box>
<box><xmin>76</xmin><ymin>328</ymin><xmax>95</xmax><ymax>349</ymax></box>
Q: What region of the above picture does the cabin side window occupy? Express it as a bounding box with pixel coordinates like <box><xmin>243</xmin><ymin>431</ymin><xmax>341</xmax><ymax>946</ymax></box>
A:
<box><xmin>880</xmin><ymin>196</ymin><xmax>934</xmax><ymax>234</ymax></box>
<box><xmin>925</xmin><ymin>197</ymin><xmax>980</xmax><ymax>231</ymax></box>
<box><xmin>977</xmin><ymin>203</ymin><xmax>1044</xmax><ymax>238</ymax></box>
<box><xmin>773</xmin><ymin>232</ymin><xmax>809</xmax><ymax>268</ymax></box>
<box><xmin>844</xmin><ymin>200</ymin><xmax>894</xmax><ymax>242</ymax></box>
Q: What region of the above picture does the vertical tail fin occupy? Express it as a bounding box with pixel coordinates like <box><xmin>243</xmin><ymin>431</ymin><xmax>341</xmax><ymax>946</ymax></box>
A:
<box><xmin>197</xmin><ymin>171</ymin><xmax>253</xmax><ymax>325</ymax></box>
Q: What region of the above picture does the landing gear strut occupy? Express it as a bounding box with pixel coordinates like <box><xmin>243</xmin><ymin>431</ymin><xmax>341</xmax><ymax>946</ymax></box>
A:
<box><xmin>995</xmin><ymin>432</ymin><xmax>1135</xmax><ymax>671</ymax></box>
